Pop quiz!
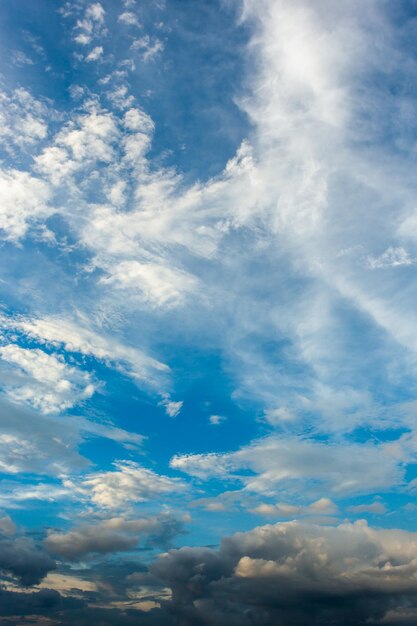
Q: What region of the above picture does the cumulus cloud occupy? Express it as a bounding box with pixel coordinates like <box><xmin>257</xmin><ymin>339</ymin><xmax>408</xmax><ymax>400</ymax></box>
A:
<box><xmin>73</xmin><ymin>2</ymin><xmax>106</xmax><ymax>46</ymax></box>
<box><xmin>0</xmin><ymin>88</ymin><xmax>48</xmax><ymax>154</ymax></box>
<box><xmin>69</xmin><ymin>460</ymin><xmax>186</xmax><ymax>508</ymax></box>
<box><xmin>85</xmin><ymin>45</ymin><xmax>103</xmax><ymax>62</ymax></box>
<box><xmin>0</xmin><ymin>169</ymin><xmax>52</xmax><ymax>242</ymax></box>
<box><xmin>0</xmin><ymin>587</ymin><xmax>86</xmax><ymax>621</ymax></box>
<box><xmin>152</xmin><ymin>519</ymin><xmax>417</xmax><ymax>626</ymax></box>
<box><xmin>45</xmin><ymin>514</ymin><xmax>185</xmax><ymax>560</ymax></box>
<box><xmin>118</xmin><ymin>11</ymin><xmax>140</xmax><ymax>27</ymax></box>
<box><xmin>85</xmin><ymin>3</ymin><xmax>105</xmax><ymax>24</ymax></box>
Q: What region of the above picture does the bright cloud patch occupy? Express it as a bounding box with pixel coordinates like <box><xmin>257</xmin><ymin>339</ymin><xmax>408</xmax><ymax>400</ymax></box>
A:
<box><xmin>0</xmin><ymin>169</ymin><xmax>52</xmax><ymax>241</ymax></box>
<box><xmin>70</xmin><ymin>460</ymin><xmax>186</xmax><ymax>508</ymax></box>
<box><xmin>0</xmin><ymin>344</ymin><xmax>95</xmax><ymax>413</ymax></box>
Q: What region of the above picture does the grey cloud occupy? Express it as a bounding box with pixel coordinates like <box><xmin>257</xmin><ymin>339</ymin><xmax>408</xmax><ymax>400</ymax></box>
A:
<box><xmin>40</xmin><ymin>605</ymin><xmax>175</xmax><ymax>626</ymax></box>
<box><xmin>0</xmin><ymin>587</ymin><xmax>81</xmax><ymax>617</ymax></box>
<box><xmin>151</xmin><ymin>520</ymin><xmax>417</xmax><ymax>626</ymax></box>
<box><xmin>0</xmin><ymin>589</ymin><xmax>174</xmax><ymax>625</ymax></box>
<box><xmin>0</xmin><ymin>535</ymin><xmax>56</xmax><ymax>586</ymax></box>
<box><xmin>45</xmin><ymin>514</ymin><xmax>186</xmax><ymax>560</ymax></box>
<box><xmin>0</xmin><ymin>395</ymin><xmax>144</xmax><ymax>479</ymax></box>
<box><xmin>0</xmin><ymin>396</ymin><xmax>88</xmax><ymax>475</ymax></box>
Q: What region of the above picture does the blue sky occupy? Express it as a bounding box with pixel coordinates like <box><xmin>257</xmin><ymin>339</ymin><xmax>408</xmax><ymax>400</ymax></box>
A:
<box><xmin>3</xmin><ymin>1</ymin><xmax>417</xmax><ymax>624</ymax></box>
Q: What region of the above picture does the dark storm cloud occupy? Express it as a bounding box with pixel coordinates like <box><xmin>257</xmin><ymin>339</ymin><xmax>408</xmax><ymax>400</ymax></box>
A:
<box><xmin>0</xmin><ymin>587</ymin><xmax>83</xmax><ymax>617</ymax></box>
<box><xmin>0</xmin><ymin>587</ymin><xmax>175</xmax><ymax>625</ymax></box>
<box><xmin>0</xmin><ymin>535</ymin><xmax>56</xmax><ymax>586</ymax></box>
<box><xmin>151</xmin><ymin>520</ymin><xmax>417</xmax><ymax>626</ymax></box>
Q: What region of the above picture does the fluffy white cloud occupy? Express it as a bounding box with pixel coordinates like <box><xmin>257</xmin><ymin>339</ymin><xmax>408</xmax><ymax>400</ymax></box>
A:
<box><xmin>54</xmin><ymin>109</ymin><xmax>117</xmax><ymax>163</ymax></box>
<box><xmin>85</xmin><ymin>45</ymin><xmax>103</xmax><ymax>62</ymax></box>
<box><xmin>118</xmin><ymin>11</ymin><xmax>140</xmax><ymax>27</ymax></box>
<box><xmin>0</xmin><ymin>343</ymin><xmax>95</xmax><ymax>414</ymax></box>
<box><xmin>0</xmin><ymin>169</ymin><xmax>52</xmax><ymax>242</ymax></box>
<box><xmin>0</xmin><ymin>88</ymin><xmax>48</xmax><ymax>153</ymax></box>
<box><xmin>73</xmin><ymin>2</ymin><xmax>106</xmax><ymax>46</ymax></box>
<box><xmin>85</xmin><ymin>3</ymin><xmax>105</xmax><ymax>23</ymax></box>
<box><xmin>70</xmin><ymin>460</ymin><xmax>186</xmax><ymax>508</ymax></box>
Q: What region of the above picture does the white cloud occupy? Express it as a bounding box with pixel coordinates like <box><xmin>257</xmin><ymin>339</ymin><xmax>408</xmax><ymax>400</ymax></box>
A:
<box><xmin>131</xmin><ymin>36</ymin><xmax>163</xmax><ymax>61</ymax></box>
<box><xmin>73</xmin><ymin>3</ymin><xmax>106</xmax><ymax>46</ymax></box>
<box><xmin>0</xmin><ymin>88</ymin><xmax>48</xmax><ymax>153</ymax></box>
<box><xmin>347</xmin><ymin>501</ymin><xmax>387</xmax><ymax>515</ymax></box>
<box><xmin>1</xmin><ymin>313</ymin><xmax>169</xmax><ymax>387</ymax></box>
<box><xmin>12</xmin><ymin>50</ymin><xmax>34</xmax><ymax>66</ymax></box>
<box><xmin>264</xmin><ymin>406</ymin><xmax>297</xmax><ymax>425</ymax></box>
<box><xmin>85</xmin><ymin>45</ymin><xmax>103</xmax><ymax>62</ymax></box>
<box><xmin>72</xmin><ymin>460</ymin><xmax>186</xmax><ymax>508</ymax></box>
<box><xmin>209</xmin><ymin>415</ymin><xmax>226</xmax><ymax>425</ymax></box>
<box><xmin>108</xmin><ymin>180</ymin><xmax>127</xmax><ymax>206</ymax></box>
<box><xmin>100</xmin><ymin>260</ymin><xmax>197</xmax><ymax>307</ymax></box>
<box><xmin>74</xmin><ymin>32</ymin><xmax>91</xmax><ymax>45</ymax></box>
<box><xmin>160</xmin><ymin>397</ymin><xmax>183</xmax><ymax>417</ymax></box>
<box><xmin>35</xmin><ymin>109</ymin><xmax>118</xmax><ymax>184</ymax></box>
<box><xmin>0</xmin><ymin>169</ymin><xmax>52</xmax><ymax>242</ymax></box>
<box><xmin>123</xmin><ymin>107</ymin><xmax>154</xmax><ymax>133</ymax></box>
<box><xmin>171</xmin><ymin>434</ymin><xmax>410</xmax><ymax>497</ymax></box>
<box><xmin>0</xmin><ymin>343</ymin><xmax>95</xmax><ymax>414</ymax></box>
<box><xmin>368</xmin><ymin>246</ymin><xmax>415</xmax><ymax>269</ymax></box>
<box><xmin>85</xmin><ymin>3</ymin><xmax>105</xmax><ymax>23</ymax></box>
<box><xmin>251</xmin><ymin>497</ymin><xmax>338</xmax><ymax>518</ymax></box>
<box><xmin>107</xmin><ymin>84</ymin><xmax>135</xmax><ymax>110</ymax></box>
<box><xmin>118</xmin><ymin>12</ymin><xmax>140</xmax><ymax>27</ymax></box>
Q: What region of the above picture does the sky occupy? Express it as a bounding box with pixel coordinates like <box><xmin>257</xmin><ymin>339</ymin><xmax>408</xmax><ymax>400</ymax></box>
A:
<box><xmin>3</xmin><ymin>0</ymin><xmax>417</xmax><ymax>624</ymax></box>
